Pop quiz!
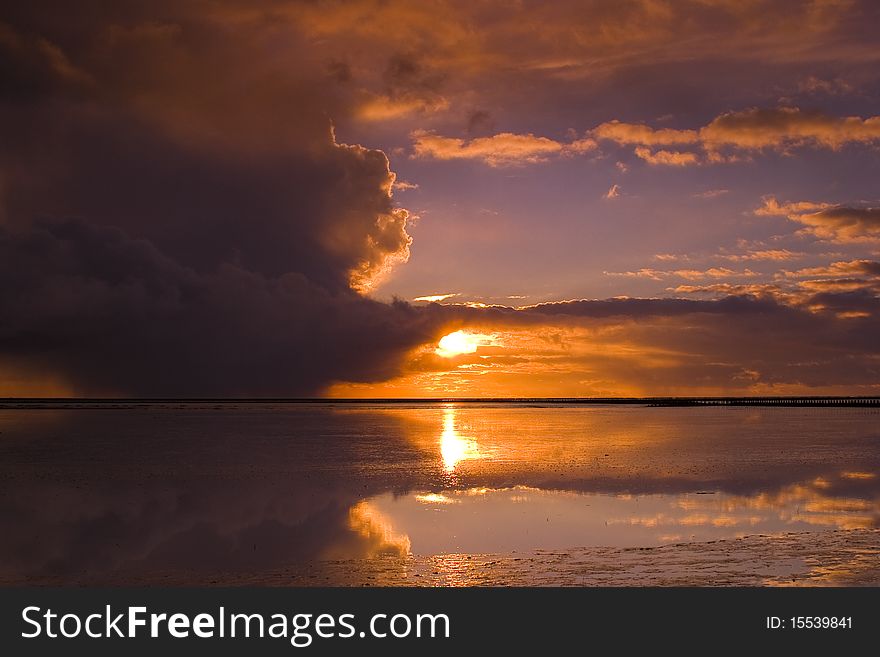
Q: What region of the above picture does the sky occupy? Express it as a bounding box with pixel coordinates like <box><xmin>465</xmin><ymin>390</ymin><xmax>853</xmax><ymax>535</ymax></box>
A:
<box><xmin>1</xmin><ymin>0</ymin><xmax>879</xmax><ymax>397</ymax></box>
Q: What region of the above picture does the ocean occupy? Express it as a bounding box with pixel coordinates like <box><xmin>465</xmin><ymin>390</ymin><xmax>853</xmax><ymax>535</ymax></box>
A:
<box><xmin>1</xmin><ymin>401</ymin><xmax>878</xmax><ymax>585</ymax></box>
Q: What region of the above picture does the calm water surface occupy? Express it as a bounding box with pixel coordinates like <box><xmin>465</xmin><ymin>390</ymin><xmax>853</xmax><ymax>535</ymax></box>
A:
<box><xmin>0</xmin><ymin>403</ymin><xmax>877</xmax><ymax>584</ymax></box>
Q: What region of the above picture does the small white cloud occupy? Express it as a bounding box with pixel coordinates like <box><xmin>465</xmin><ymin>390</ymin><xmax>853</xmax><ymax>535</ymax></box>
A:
<box><xmin>413</xmin><ymin>293</ymin><xmax>458</xmax><ymax>303</ymax></box>
<box><xmin>393</xmin><ymin>180</ymin><xmax>419</xmax><ymax>191</ymax></box>
<box><xmin>693</xmin><ymin>189</ymin><xmax>729</xmax><ymax>199</ymax></box>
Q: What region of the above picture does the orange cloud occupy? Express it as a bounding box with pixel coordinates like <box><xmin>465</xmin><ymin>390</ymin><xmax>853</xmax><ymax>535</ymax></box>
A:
<box><xmin>756</xmin><ymin>197</ymin><xmax>880</xmax><ymax>242</ymax></box>
<box><xmin>672</xmin><ymin>283</ymin><xmax>788</xmax><ymax>297</ymax></box>
<box><xmin>754</xmin><ymin>196</ymin><xmax>834</xmax><ymax>216</ymax></box>
<box><xmin>796</xmin><ymin>278</ymin><xmax>877</xmax><ymax>293</ymax></box>
<box><xmin>633</xmin><ymin>146</ymin><xmax>700</xmax><ymax>166</ymax></box>
<box><xmin>721</xmin><ymin>249</ymin><xmax>806</xmax><ymax>262</ymax></box>
<box><xmin>288</xmin><ymin>0</ymin><xmax>877</xmax><ymax>89</ymax></box>
<box><xmin>594</xmin><ymin>108</ymin><xmax>880</xmax><ymax>164</ymax></box>
<box><xmin>593</xmin><ymin>121</ymin><xmax>698</xmax><ymax>145</ymax></box>
<box><xmin>701</xmin><ymin>107</ymin><xmax>880</xmax><ymax>150</ymax></box>
<box><xmin>605</xmin><ymin>267</ymin><xmax>759</xmax><ymax>280</ymax></box>
<box><xmin>410</xmin><ymin>130</ymin><xmax>596</xmax><ymax>166</ymax></box>
<box><xmin>783</xmin><ymin>259</ymin><xmax>880</xmax><ymax>278</ymax></box>
<box><xmin>357</xmin><ymin>94</ymin><xmax>450</xmax><ymax>121</ymax></box>
<box><xmin>793</xmin><ymin>207</ymin><xmax>880</xmax><ymax>242</ymax></box>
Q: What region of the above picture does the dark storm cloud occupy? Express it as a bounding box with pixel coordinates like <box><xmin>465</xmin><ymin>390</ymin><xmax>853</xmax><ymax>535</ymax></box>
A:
<box><xmin>0</xmin><ymin>3</ymin><xmax>438</xmax><ymax>395</ymax></box>
<box><xmin>521</xmin><ymin>295</ymin><xmax>781</xmax><ymax>319</ymax></box>
<box><xmin>0</xmin><ymin>218</ymin><xmax>438</xmax><ymax>395</ymax></box>
<box><xmin>519</xmin><ymin>292</ymin><xmax>880</xmax><ymax>350</ymax></box>
<box><xmin>424</xmin><ymin>291</ymin><xmax>880</xmax><ymax>353</ymax></box>
<box><xmin>0</xmin><ymin>21</ymin><xmax>92</xmax><ymax>100</ymax></box>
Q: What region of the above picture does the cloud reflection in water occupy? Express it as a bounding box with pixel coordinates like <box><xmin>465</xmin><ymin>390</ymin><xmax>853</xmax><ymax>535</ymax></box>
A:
<box><xmin>354</xmin><ymin>469</ymin><xmax>879</xmax><ymax>555</ymax></box>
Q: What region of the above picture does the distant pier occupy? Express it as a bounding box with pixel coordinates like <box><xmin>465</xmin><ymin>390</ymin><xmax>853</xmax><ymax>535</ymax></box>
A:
<box><xmin>644</xmin><ymin>396</ymin><xmax>880</xmax><ymax>407</ymax></box>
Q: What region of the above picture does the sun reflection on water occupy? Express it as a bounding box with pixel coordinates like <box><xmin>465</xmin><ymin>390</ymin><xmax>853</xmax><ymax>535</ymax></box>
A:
<box><xmin>439</xmin><ymin>406</ymin><xmax>481</xmax><ymax>474</ymax></box>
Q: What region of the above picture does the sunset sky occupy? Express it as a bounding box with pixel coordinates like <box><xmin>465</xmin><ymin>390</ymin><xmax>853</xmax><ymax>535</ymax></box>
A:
<box><xmin>1</xmin><ymin>0</ymin><xmax>879</xmax><ymax>397</ymax></box>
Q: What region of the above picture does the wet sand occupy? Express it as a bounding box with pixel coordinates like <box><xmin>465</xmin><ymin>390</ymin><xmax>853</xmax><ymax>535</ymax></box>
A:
<box><xmin>291</xmin><ymin>529</ymin><xmax>880</xmax><ymax>587</ymax></box>
<box><xmin>71</xmin><ymin>530</ymin><xmax>880</xmax><ymax>587</ymax></box>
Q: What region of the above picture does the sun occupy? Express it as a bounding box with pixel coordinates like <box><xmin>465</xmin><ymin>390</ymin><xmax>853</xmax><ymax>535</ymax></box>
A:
<box><xmin>435</xmin><ymin>330</ymin><xmax>485</xmax><ymax>358</ymax></box>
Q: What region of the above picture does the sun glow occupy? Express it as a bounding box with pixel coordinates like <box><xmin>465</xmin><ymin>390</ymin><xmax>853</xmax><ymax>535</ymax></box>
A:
<box><xmin>435</xmin><ymin>330</ymin><xmax>491</xmax><ymax>358</ymax></box>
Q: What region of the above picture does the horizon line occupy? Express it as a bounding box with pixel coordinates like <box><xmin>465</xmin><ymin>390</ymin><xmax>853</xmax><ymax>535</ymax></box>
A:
<box><xmin>2</xmin><ymin>396</ymin><xmax>880</xmax><ymax>404</ymax></box>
